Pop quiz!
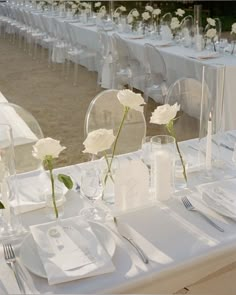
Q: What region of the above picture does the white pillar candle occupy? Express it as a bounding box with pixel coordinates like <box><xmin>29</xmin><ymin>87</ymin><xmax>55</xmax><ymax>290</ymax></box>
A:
<box><xmin>206</xmin><ymin>113</ymin><xmax>212</xmax><ymax>170</ymax></box>
<box><xmin>154</xmin><ymin>149</ymin><xmax>173</xmax><ymax>201</ymax></box>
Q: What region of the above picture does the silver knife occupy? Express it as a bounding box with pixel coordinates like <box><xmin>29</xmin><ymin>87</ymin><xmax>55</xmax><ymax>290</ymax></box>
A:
<box><xmin>113</xmin><ymin>217</ymin><xmax>149</xmax><ymax>264</ymax></box>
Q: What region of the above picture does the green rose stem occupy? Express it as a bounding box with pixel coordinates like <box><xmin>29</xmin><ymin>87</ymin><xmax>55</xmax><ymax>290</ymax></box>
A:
<box><xmin>166</xmin><ymin>120</ymin><xmax>187</xmax><ymax>183</ymax></box>
<box><xmin>44</xmin><ymin>156</ymin><xmax>59</xmax><ymax>219</ymax></box>
<box><xmin>103</xmin><ymin>106</ymin><xmax>130</xmax><ymax>187</ymax></box>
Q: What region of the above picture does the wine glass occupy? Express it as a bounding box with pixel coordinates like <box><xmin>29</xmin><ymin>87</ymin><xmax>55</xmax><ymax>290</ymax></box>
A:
<box><xmin>79</xmin><ymin>166</ymin><xmax>107</xmax><ymax>221</ymax></box>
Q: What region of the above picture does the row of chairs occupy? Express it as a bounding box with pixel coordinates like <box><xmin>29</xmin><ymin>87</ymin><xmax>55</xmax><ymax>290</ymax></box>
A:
<box><xmin>1</xmin><ymin>76</ymin><xmax>203</xmax><ymax>173</ymax></box>
<box><xmin>0</xmin><ymin>3</ymin><xmax>169</xmax><ymax>95</ymax></box>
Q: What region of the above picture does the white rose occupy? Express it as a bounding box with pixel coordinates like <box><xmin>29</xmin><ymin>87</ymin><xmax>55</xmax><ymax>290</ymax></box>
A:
<box><xmin>175</xmin><ymin>8</ymin><xmax>185</xmax><ymax>17</ymax></box>
<box><xmin>206</xmin><ymin>28</ymin><xmax>217</xmax><ymax>39</ymax></box>
<box><xmin>117</xmin><ymin>89</ymin><xmax>145</xmax><ymax>113</ymax></box>
<box><xmin>94</xmin><ymin>2</ymin><xmax>101</xmax><ymax>8</ymax></box>
<box><xmin>170</xmin><ymin>17</ymin><xmax>180</xmax><ymax>30</ymax></box>
<box><xmin>81</xmin><ymin>2</ymin><xmax>87</xmax><ymax>7</ymax></box>
<box><xmin>72</xmin><ymin>4</ymin><xmax>77</xmax><ymax>9</ymax></box>
<box><xmin>32</xmin><ymin>138</ymin><xmax>66</xmax><ymax>160</ymax></box>
<box><xmin>152</xmin><ymin>8</ymin><xmax>161</xmax><ymax>16</ymax></box>
<box><xmin>75</xmin><ymin>0</ymin><xmax>80</xmax><ymax>3</ymax></box>
<box><xmin>142</xmin><ymin>11</ymin><xmax>151</xmax><ymax>21</ymax></box>
<box><xmin>127</xmin><ymin>15</ymin><xmax>133</xmax><ymax>24</ymax></box>
<box><xmin>150</xmin><ymin>103</ymin><xmax>180</xmax><ymax>125</ymax></box>
<box><xmin>231</xmin><ymin>23</ymin><xmax>236</xmax><ymax>34</ymax></box>
<box><xmin>132</xmin><ymin>10</ymin><xmax>139</xmax><ymax>17</ymax></box>
<box><xmin>207</xmin><ymin>17</ymin><xmax>216</xmax><ymax>27</ymax></box>
<box><xmin>83</xmin><ymin>129</ymin><xmax>115</xmax><ymax>155</ymax></box>
<box><xmin>145</xmin><ymin>5</ymin><xmax>153</xmax><ymax>12</ymax></box>
<box><xmin>119</xmin><ymin>5</ymin><xmax>126</xmax><ymax>12</ymax></box>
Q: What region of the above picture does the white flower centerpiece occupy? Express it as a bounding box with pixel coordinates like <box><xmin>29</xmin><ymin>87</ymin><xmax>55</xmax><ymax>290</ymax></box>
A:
<box><xmin>32</xmin><ymin>138</ymin><xmax>73</xmax><ymax>219</ymax></box>
<box><xmin>204</xmin><ymin>17</ymin><xmax>218</xmax><ymax>51</ymax></box>
<box><xmin>83</xmin><ymin>90</ymin><xmax>145</xmax><ymax>202</ymax></box>
<box><xmin>152</xmin><ymin>8</ymin><xmax>161</xmax><ymax>33</ymax></box>
<box><xmin>170</xmin><ymin>8</ymin><xmax>185</xmax><ymax>40</ymax></box>
<box><xmin>150</xmin><ymin>103</ymin><xmax>187</xmax><ymax>182</ymax></box>
<box><xmin>231</xmin><ymin>22</ymin><xmax>236</xmax><ymax>54</ymax></box>
<box><xmin>127</xmin><ymin>9</ymin><xmax>140</xmax><ymax>32</ymax></box>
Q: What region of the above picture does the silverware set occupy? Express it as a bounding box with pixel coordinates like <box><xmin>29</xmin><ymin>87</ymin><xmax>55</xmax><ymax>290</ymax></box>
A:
<box><xmin>113</xmin><ymin>217</ymin><xmax>149</xmax><ymax>264</ymax></box>
<box><xmin>181</xmin><ymin>196</ymin><xmax>224</xmax><ymax>232</ymax></box>
<box><xmin>3</xmin><ymin>244</ymin><xmax>26</xmax><ymax>294</ymax></box>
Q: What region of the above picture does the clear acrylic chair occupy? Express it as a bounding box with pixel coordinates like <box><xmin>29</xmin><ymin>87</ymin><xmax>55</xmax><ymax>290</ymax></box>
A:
<box><xmin>144</xmin><ymin>43</ymin><xmax>168</xmax><ymax>103</ymax></box>
<box><xmin>0</xmin><ymin>102</ymin><xmax>44</xmax><ymax>173</ymax></box>
<box><xmin>160</xmin><ymin>12</ymin><xmax>172</xmax><ymax>27</ymax></box>
<box><xmin>84</xmin><ymin>89</ymin><xmax>146</xmax><ymax>155</ymax></box>
<box><xmin>165</xmin><ymin>77</ymin><xmax>203</xmax><ymax>142</ymax></box>
<box><xmin>111</xmin><ymin>33</ymin><xmax>146</xmax><ymax>90</ymax></box>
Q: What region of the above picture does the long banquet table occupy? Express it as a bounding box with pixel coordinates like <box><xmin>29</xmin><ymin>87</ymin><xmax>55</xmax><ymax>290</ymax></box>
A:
<box><xmin>68</xmin><ymin>21</ymin><xmax>236</xmax><ymax>131</ymax></box>
<box><xmin>1</xmin><ymin>136</ymin><xmax>236</xmax><ymax>294</ymax></box>
<box><xmin>1</xmin><ymin>4</ymin><xmax>236</xmax><ymax>130</ymax></box>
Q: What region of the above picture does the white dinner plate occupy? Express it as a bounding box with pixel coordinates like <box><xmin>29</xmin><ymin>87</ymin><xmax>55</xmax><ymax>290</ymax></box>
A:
<box><xmin>202</xmin><ymin>192</ymin><xmax>236</xmax><ymax>219</ymax></box>
<box><xmin>123</xmin><ymin>34</ymin><xmax>144</xmax><ymax>40</ymax></box>
<box><xmin>20</xmin><ymin>221</ymin><xmax>116</xmax><ymax>278</ymax></box>
<box><xmin>155</xmin><ymin>41</ymin><xmax>173</xmax><ymax>47</ymax></box>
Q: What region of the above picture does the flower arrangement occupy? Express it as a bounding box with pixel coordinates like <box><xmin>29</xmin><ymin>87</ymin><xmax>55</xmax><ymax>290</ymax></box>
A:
<box><xmin>170</xmin><ymin>17</ymin><xmax>180</xmax><ymax>37</ymax></box>
<box><xmin>83</xmin><ymin>90</ymin><xmax>145</xmax><ymax>195</ymax></box>
<box><xmin>94</xmin><ymin>1</ymin><xmax>101</xmax><ymax>13</ymax></box>
<box><xmin>150</xmin><ymin>103</ymin><xmax>187</xmax><ymax>182</ymax></box>
<box><xmin>205</xmin><ymin>17</ymin><xmax>217</xmax><ymax>51</ymax></box>
<box><xmin>80</xmin><ymin>2</ymin><xmax>91</xmax><ymax>14</ymax></box>
<box><xmin>231</xmin><ymin>22</ymin><xmax>236</xmax><ymax>54</ymax></box>
<box><xmin>127</xmin><ymin>9</ymin><xmax>140</xmax><ymax>32</ymax></box>
<box><xmin>175</xmin><ymin>8</ymin><xmax>185</xmax><ymax>18</ymax></box>
<box><xmin>152</xmin><ymin>8</ymin><xmax>161</xmax><ymax>26</ymax></box>
<box><xmin>170</xmin><ymin>8</ymin><xmax>185</xmax><ymax>38</ymax></box>
<box><xmin>32</xmin><ymin>138</ymin><xmax>73</xmax><ymax>219</ymax></box>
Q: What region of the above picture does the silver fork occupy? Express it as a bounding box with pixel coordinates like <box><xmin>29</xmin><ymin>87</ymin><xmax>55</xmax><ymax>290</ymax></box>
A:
<box><xmin>3</xmin><ymin>244</ymin><xmax>26</xmax><ymax>294</ymax></box>
<box><xmin>181</xmin><ymin>196</ymin><xmax>224</xmax><ymax>232</ymax></box>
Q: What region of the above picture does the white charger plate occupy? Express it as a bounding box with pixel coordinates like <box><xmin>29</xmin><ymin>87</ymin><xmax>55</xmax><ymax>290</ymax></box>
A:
<box><xmin>20</xmin><ymin>222</ymin><xmax>116</xmax><ymax>278</ymax></box>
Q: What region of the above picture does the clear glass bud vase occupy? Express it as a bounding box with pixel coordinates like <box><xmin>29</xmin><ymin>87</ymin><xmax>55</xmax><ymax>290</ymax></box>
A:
<box><xmin>0</xmin><ymin>124</ymin><xmax>25</xmax><ymax>242</ymax></box>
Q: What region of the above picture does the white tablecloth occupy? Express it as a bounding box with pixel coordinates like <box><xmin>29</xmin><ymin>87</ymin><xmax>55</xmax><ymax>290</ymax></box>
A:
<box><xmin>1</xmin><ymin>136</ymin><xmax>236</xmax><ymax>294</ymax></box>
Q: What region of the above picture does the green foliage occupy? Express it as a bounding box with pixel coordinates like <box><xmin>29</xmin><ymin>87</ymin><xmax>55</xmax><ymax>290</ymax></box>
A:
<box><xmin>58</xmin><ymin>174</ymin><xmax>73</xmax><ymax>190</ymax></box>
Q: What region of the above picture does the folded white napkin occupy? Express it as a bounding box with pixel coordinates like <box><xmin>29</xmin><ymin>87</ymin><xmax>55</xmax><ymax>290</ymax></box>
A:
<box><xmin>197</xmin><ymin>178</ymin><xmax>236</xmax><ymax>216</ymax></box>
<box><xmin>10</xmin><ymin>170</ymin><xmax>51</xmax><ymax>214</ymax></box>
<box><xmin>30</xmin><ymin>216</ymin><xmax>115</xmax><ymax>285</ymax></box>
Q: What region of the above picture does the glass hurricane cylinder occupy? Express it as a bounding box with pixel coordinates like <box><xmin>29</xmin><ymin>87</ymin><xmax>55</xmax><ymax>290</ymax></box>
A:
<box><xmin>0</xmin><ymin>124</ymin><xmax>24</xmax><ymax>242</ymax></box>
<box><xmin>151</xmin><ymin>135</ymin><xmax>175</xmax><ymax>201</ymax></box>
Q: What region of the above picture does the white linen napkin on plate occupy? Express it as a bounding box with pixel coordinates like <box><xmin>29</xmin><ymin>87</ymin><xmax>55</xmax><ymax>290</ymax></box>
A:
<box><xmin>30</xmin><ymin>216</ymin><xmax>115</xmax><ymax>285</ymax></box>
